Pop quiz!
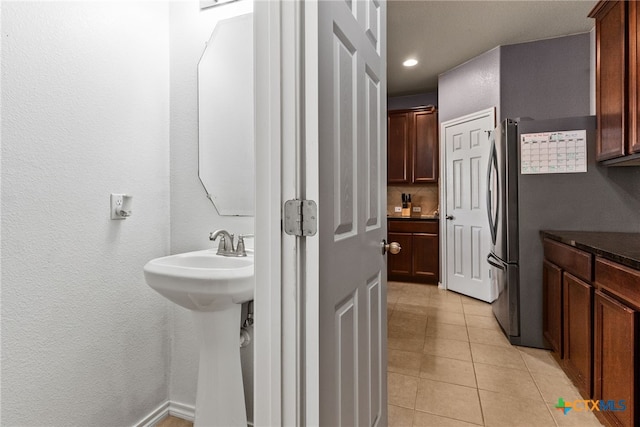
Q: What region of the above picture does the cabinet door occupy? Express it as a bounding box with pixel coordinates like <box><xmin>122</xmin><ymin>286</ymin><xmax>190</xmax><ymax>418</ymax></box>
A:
<box><xmin>543</xmin><ymin>260</ymin><xmax>563</xmax><ymax>358</ymax></box>
<box><xmin>412</xmin><ymin>109</ymin><xmax>438</xmax><ymax>183</ymax></box>
<box><xmin>594</xmin><ymin>290</ymin><xmax>637</xmax><ymax>427</ymax></box>
<box><xmin>593</xmin><ymin>0</ymin><xmax>627</xmax><ymax>160</ymax></box>
<box><xmin>387</xmin><ymin>232</ymin><xmax>412</xmax><ymax>279</ymax></box>
<box><xmin>412</xmin><ymin>233</ymin><xmax>439</xmax><ymax>283</ymax></box>
<box><xmin>562</xmin><ymin>273</ymin><xmax>593</xmax><ymax>398</ymax></box>
<box><xmin>630</xmin><ymin>0</ymin><xmax>640</xmax><ymax>153</ymax></box>
<box><xmin>388</xmin><ymin>112</ymin><xmax>410</xmax><ymax>183</ymax></box>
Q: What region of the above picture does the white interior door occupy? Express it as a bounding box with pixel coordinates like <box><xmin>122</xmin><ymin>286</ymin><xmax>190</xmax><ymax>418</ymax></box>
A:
<box><xmin>441</xmin><ymin>109</ymin><xmax>495</xmax><ymax>302</ymax></box>
<box><xmin>304</xmin><ymin>0</ymin><xmax>388</xmax><ymax>425</ymax></box>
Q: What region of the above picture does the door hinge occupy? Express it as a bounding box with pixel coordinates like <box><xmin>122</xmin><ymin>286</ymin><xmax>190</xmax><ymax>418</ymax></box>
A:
<box><xmin>284</xmin><ymin>199</ymin><xmax>317</xmax><ymax>237</ymax></box>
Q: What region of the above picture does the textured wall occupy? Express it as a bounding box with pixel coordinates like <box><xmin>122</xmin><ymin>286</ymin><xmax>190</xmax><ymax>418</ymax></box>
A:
<box><xmin>168</xmin><ymin>0</ymin><xmax>254</xmax><ymax>420</ymax></box>
<box><xmin>438</xmin><ymin>47</ymin><xmax>501</xmax><ymax>124</ymax></box>
<box><xmin>1</xmin><ymin>2</ymin><xmax>171</xmax><ymax>426</ymax></box>
<box><xmin>500</xmin><ymin>33</ymin><xmax>591</xmax><ymax>121</ymax></box>
<box><xmin>439</xmin><ymin>33</ymin><xmax>592</xmax><ymax>125</ymax></box>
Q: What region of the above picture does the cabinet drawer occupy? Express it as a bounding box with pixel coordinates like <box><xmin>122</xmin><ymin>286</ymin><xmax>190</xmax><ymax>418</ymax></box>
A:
<box><xmin>388</xmin><ymin>220</ymin><xmax>438</xmax><ymax>234</ymax></box>
<box><xmin>543</xmin><ymin>239</ymin><xmax>593</xmax><ymax>282</ymax></box>
<box><xmin>595</xmin><ymin>257</ymin><xmax>640</xmax><ymax>309</ymax></box>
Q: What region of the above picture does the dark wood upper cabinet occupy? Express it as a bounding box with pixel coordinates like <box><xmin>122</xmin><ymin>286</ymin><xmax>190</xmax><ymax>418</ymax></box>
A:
<box><xmin>388</xmin><ymin>107</ymin><xmax>438</xmax><ymax>183</ymax></box>
<box><xmin>590</xmin><ymin>0</ymin><xmax>640</xmax><ymax>165</ymax></box>
<box><xmin>412</xmin><ymin>109</ymin><xmax>438</xmax><ymax>183</ymax></box>
<box><xmin>388</xmin><ymin>112</ymin><xmax>410</xmax><ymax>183</ymax></box>
<box><xmin>630</xmin><ymin>0</ymin><xmax>640</xmax><ymax>154</ymax></box>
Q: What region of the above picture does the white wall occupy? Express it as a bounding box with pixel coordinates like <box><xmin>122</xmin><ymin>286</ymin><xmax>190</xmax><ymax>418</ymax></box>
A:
<box><xmin>168</xmin><ymin>0</ymin><xmax>254</xmax><ymax>418</ymax></box>
<box><xmin>1</xmin><ymin>2</ymin><xmax>171</xmax><ymax>426</ymax></box>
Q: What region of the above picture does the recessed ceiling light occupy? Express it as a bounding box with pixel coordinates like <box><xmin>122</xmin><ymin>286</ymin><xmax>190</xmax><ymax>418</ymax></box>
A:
<box><xmin>403</xmin><ymin>58</ymin><xmax>418</xmax><ymax>67</ymax></box>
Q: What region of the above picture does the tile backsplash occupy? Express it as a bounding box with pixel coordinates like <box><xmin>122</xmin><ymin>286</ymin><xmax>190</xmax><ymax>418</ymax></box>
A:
<box><xmin>387</xmin><ymin>184</ymin><xmax>439</xmax><ymax>216</ymax></box>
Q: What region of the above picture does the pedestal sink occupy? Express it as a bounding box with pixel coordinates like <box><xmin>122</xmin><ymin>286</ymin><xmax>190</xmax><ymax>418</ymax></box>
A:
<box><xmin>143</xmin><ymin>249</ymin><xmax>254</xmax><ymax>427</ymax></box>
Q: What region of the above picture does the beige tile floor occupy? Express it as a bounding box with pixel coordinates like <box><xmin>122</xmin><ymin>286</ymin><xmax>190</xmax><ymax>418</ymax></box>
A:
<box><xmin>157</xmin><ymin>281</ymin><xmax>603</xmax><ymax>427</ymax></box>
<box><xmin>156</xmin><ymin>415</ymin><xmax>192</xmax><ymax>427</ymax></box>
<box><xmin>387</xmin><ymin>281</ymin><xmax>603</xmax><ymax>427</ymax></box>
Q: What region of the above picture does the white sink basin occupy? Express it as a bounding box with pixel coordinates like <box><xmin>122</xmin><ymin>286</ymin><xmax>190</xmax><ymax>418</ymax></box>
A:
<box><xmin>143</xmin><ymin>247</ymin><xmax>254</xmax><ymax>426</ymax></box>
<box><xmin>143</xmin><ymin>249</ymin><xmax>253</xmax><ymax>312</ymax></box>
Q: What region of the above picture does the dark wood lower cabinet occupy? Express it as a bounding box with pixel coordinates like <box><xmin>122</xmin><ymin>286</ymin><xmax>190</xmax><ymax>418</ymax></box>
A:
<box><xmin>388</xmin><ymin>219</ymin><xmax>439</xmax><ymax>283</ymax></box>
<box><xmin>543</xmin><ymin>260</ymin><xmax>563</xmax><ymax>358</ymax></box>
<box><xmin>543</xmin><ymin>237</ymin><xmax>640</xmax><ymax>427</ymax></box>
<box><xmin>388</xmin><ymin>232</ymin><xmax>412</xmax><ymax>279</ymax></box>
<box><xmin>594</xmin><ymin>290</ymin><xmax>638</xmax><ymax>427</ymax></box>
<box><xmin>412</xmin><ymin>233</ymin><xmax>439</xmax><ymax>282</ymax></box>
<box><xmin>562</xmin><ymin>272</ymin><xmax>593</xmax><ymax>398</ymax></box>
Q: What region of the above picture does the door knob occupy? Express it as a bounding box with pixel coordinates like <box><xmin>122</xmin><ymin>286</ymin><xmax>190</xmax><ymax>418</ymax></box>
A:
<box><xmin>445</xmin><ymin>215</ymin><xmax>454</xmax><ymax>220</ymax></box>
<box><xmin>382</xmin><ymin>239</ymin><xmax>401</xmax><ymax>255</ymax></box>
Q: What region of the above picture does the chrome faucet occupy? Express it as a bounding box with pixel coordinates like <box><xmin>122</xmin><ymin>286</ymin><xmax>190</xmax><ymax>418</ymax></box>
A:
<box><xmin>209</xmin><ymin>229</ymin><xmax>235</xmax><ymax>256</ymax></box>
<box><xmin>209</xmin><ymin>230</ymin><xmax>253</xmax><ymax>257</ymax></box>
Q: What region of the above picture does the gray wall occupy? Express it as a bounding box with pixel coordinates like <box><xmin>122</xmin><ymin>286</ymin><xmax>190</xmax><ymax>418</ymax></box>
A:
<box><xmin>388</xmin><ymin>91</ymin><xmax>438</xmax><ymax>110</ymax></box>
<box><xmin>438</xmin><ymin>47</ymin><xmax>501</xmax><ymax>124</ymax></box>
<box><xmin>438</xmin><ymin>33</ymin><xmax>592</xmax><ymax>125</ymax></box>
<box><xmin>500</xmin><ymin>33</ymin><xmax>591</xmax><ymax>121</ymax></box>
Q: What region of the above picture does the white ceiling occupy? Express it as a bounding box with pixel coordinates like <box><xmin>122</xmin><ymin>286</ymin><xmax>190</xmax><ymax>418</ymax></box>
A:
<box><xmin>387</xmin><ymin>0</ymin><xmax>598</xmax><ymax>96</ymax></box>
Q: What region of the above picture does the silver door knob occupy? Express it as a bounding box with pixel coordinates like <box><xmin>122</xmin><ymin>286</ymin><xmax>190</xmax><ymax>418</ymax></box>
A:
<box><xmin>382</xmin><ymin>240</ymin><xmax>401</xmax><ymax>255</ymax></box>
<box><xmin>445</xmin><ymin>215</ymin><xmax>454</xmax><ymax>220</ymax></box>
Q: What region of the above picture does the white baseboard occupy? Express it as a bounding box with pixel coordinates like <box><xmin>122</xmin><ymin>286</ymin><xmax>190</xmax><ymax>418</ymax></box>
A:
<box><xmin>168</xmin><ymin>400</ymin><xmax>195</xmax><ymax>422</ymax></box>
<box><xmin>134</xmin><ymin>401</ymin><xmax>170</xmax><ymax>427</ymax></box>
<box><xmin>134</xmin><ymin>400</ymin><xmax>253</xmax><ymax>427</ymax></box>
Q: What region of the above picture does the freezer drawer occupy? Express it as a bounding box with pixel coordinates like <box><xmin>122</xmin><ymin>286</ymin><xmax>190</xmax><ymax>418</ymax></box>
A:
<box><xmin>488</xmin><ymin>253</ymin><xmax>520</xmax><ymax>340</ymax></box>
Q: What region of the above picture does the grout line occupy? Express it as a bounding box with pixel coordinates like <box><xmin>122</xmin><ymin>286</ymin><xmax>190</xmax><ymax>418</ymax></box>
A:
<box><xmin>528</xmin><ymin>363</ymin><xmax>561</xmax><ymax>427</ymax></box>
<box><xmin>412</xmin><ymin>407</ymin><xmax>485</xmax><ymax>426</ymax></box>
<box><xmin>468</xmin><ymin>305</ymin><xmax>487</xmax><ymax>426</ymax></box>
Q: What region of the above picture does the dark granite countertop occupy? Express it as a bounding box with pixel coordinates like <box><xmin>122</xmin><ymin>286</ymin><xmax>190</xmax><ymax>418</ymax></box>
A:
<box><xmin>540</xmin><ymin>230</ymin><xmax>640</xmax><ymax>270</ymax></box>
<box><xmin>387</xmin><ymin>215</ymin><xmax>439</xmax><ymax>221</ymax></box>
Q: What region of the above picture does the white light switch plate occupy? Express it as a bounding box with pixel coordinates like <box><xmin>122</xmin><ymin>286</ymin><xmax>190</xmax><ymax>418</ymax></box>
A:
<box><xmin>412</xmin><ymin>206</ymin><xmax>422</xmax><ymax>213</ymax></box>
<box><xmin>394</xmin><ymin>206</ymin><xmax>402</xmax><ymax>213</ymax></box>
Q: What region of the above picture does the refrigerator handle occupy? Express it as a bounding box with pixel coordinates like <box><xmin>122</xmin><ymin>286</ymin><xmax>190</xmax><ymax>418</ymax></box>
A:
<box><xmin>486</xmin><ymin>138</ymin><xmax>499</xmax><ymax>244</ymax></box>
<box><xmin>487</xmin><ymin>253</ymin><xmax>506</xmax><ymax>270</ymax></box>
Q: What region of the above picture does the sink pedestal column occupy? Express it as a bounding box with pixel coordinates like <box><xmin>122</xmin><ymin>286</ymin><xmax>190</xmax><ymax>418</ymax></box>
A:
<box><xmin>192</xmin><ymin>305</ymin><xmax>247</xmax><ymax>427</ymax></box>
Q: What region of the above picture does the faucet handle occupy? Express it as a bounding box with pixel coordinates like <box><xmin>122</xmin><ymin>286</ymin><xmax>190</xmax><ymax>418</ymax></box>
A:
<box><xmin>236</xmin><ymin>234</ymin><xmax>254</xmax><ymax>256</ymax></box>
<box><xmin>235</xmin><ymin>236</ymin><xmax>247</xmax><ymax>257</ymax></box>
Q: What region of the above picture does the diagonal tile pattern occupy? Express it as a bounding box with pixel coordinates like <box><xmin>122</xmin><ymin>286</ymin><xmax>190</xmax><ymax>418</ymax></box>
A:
<box><xmin>387</xmin><ymin>281</ymin><xmax>603</xmax><ymax>427</ymax></box>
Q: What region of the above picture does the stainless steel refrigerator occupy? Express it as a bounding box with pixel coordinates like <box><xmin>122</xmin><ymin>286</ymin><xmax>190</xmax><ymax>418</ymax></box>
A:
<box><xmin>485</xmin><ymin>115</ymin><xmax>639</xmax><ymax>348</ymax></box>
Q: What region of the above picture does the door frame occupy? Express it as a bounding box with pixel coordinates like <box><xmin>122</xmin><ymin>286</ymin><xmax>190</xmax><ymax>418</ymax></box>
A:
<box><xmin>255</xmin><ymin>1</ymin><xmax>384</xmax><ymax>424</ymax></box>
<box><xmin>254</xmin><ymin>1</ymin><xmax>303</xmax><ymax>425</ymax></box>
<box><xmin>439</xmin><ymin>107</ymin><xmax>496</xmax><ymax>290</ymax></box>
